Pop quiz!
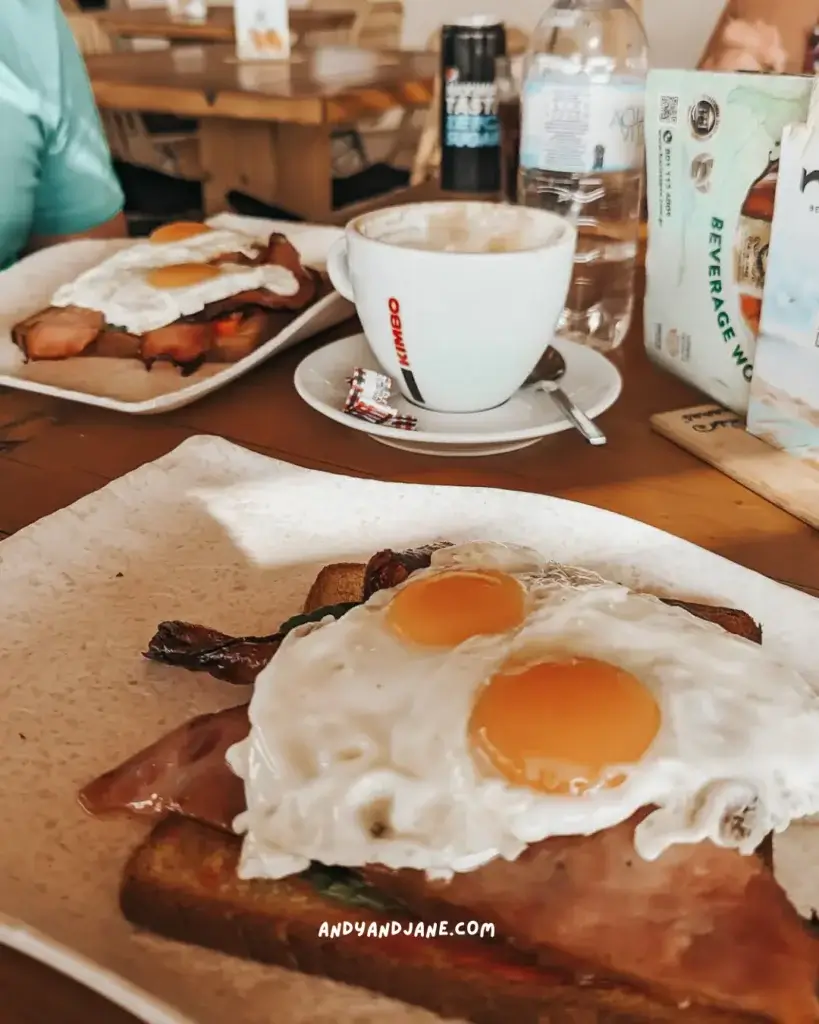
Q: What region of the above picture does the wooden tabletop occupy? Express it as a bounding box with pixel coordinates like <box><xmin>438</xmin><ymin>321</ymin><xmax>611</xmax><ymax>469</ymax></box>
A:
<box><xmin>97</xmin><ymin>6</ymin><xmax>356</xmax><ymax>44</ymax></box>
<box><xmin>86</xmin><ymin>44</ymin><xmax>436</xmax><ymax>124</ymax></box>
<box><xmin>1</xmin><ymin>291</ymin><xmax>817</xmax><ymax>1022</ymax></box>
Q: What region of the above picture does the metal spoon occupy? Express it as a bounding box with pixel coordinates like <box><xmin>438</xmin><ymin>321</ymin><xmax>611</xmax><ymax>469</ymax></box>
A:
<box><xmin>525</xmin><ymin>346</ymin><xmax>607</xmax><ymax>446</ymax></box>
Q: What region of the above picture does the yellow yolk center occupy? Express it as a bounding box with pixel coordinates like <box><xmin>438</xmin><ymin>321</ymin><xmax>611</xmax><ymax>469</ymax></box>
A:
<box><xmin>386</xmin><ymin>570</ymin><xmax>526</xmax><ymax>647</ymax></box>
<box><xmin>146</xmin><ymin>263</ymin><xmax>223</xmax><ymax>289</ymax></box>
<box><xmin>149</xmin><ymin>222</ymin><xmax>214</xmax><ymax>244</ymax></box>
<box><xmin>469</xmin><ymin>657</ymin><xmax>661</xmax><ymax>795</ymax></box>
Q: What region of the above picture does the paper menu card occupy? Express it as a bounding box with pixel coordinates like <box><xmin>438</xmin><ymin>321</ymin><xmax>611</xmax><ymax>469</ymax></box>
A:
<box><xmin>746</xmin><ymin>79</ymin><xmax>819</xmax><ymax>467</ymax></box>
<box><xmin>234</xmin><ymin>0</ymin><xmax>291</xmax><ymax>61</ymax></box>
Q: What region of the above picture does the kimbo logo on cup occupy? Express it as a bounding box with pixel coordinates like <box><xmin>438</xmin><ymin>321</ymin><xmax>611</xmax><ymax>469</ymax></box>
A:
<box><xmin>387</xmin><ymin>297</ymin><xmax>425</xmax><ymax>404</ymax></box>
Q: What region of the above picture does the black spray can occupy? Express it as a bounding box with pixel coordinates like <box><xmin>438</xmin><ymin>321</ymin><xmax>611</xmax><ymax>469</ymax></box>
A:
<box><xmin>440</xmin><ymin>17</ymin><xmax>507</xmax><ymax>194</ymax></box>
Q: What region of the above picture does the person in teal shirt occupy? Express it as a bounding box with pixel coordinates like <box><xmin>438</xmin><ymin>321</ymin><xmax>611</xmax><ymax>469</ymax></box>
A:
<box><xmin>0</xmin><ymin>0</ymin><xmax>126</xmax><ymax>270</ymax></box>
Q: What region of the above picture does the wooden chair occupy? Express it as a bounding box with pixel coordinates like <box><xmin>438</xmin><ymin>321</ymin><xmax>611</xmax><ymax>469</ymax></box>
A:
<box><xmin>312</xmin><ymin>1</ymin><xmax>411</xmax><ymax>177</ymax></box>
<box><xmin>65</xmin><ymin>12</ymin><xmax>202</xmax><ymax>182</ymax></box>
<box><xmin>411</xmin><ymin>25</ymin><xmax>528</xmax><ymax>187</ymax></box>
<box><xmin>348</xmin><ymin>0</ymin><xmax>404</xmax><ymax>49</ymax></box>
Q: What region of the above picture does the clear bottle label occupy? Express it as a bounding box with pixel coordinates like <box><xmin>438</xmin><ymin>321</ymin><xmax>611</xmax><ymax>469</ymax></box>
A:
<box><xmin>520</xmin><ymin>76</ymin><xmax>645</xmax><ymax>174</ymax></box>
<box><xmin>443</xmin><ymin>71</ymin><xmax>500</xmax><ymax>150</ymax></box>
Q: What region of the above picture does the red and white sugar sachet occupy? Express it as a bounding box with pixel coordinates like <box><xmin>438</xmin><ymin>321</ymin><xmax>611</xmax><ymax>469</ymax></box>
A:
<box><xmin>343</xmin><ymin>368</ymin><xmax>417</xmax><ymax>431</ymax></box>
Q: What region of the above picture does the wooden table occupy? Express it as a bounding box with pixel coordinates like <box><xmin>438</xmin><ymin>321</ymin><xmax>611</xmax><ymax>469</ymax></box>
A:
<box><xmin>97</xmin><ymin>6</ymin><xmax>357</xmax><ymax>45</ymax></box>
<box><xmin>1</xmin><ymin>296</ymin><xmax>818</xmax><ymax>1022</ymax></box>
<box><xmin>86</xmin><ymin>45</ymin><xmax>435</xmax><ymax>218</ymax></box>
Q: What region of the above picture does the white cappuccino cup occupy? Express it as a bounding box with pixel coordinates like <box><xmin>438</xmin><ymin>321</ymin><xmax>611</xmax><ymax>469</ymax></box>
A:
<box><xmin>326</xmin><ymin>201</ymin><xmax>576</xmax><ymax>414</ymax></box>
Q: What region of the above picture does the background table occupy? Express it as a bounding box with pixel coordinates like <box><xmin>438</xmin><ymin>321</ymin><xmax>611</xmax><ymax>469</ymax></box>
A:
<box><xmin>86</xmin><ymin>45</ymin><xmax>436</xmax><ymax>218</ymax></box>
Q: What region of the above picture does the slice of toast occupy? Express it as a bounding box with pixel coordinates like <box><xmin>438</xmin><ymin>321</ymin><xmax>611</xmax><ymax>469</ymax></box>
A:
<box><xmin>122</xmin><ymin>817</ymin><xmax>756</xmax><ymax>1024</ymax></box>
<box><xmin>304</xmin><ymin>563</ymin><xmax>367</xmax><ymax>614</ymax></box>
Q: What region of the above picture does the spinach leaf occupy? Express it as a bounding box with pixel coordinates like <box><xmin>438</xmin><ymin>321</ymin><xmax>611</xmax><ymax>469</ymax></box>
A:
<box><xmin>279</xmin><ymin>602</ymin><xmax>360</xmax><ymax>636</ymax></box>
<box><xmin>304</xmin><ymin>863</ymin><xmax>407</xmax><ymax>914</ymax></box>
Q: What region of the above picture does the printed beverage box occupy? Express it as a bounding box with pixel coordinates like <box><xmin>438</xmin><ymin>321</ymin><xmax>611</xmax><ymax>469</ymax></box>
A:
<box><xmin>747</xmin><ymin>81</ymin><xmax>819</xmax><ymax>469</ymax></box>
<box><xmin>644</xmin><ymin>69</ymin><xmax>812</xmax><ymax>415</ymax></box>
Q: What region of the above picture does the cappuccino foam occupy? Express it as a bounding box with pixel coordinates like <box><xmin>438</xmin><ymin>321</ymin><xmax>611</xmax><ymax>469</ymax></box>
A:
<box><xmin>355</xmin><ymin>202</ymin><xmax>566</xmax><ymax>254</ymax></box>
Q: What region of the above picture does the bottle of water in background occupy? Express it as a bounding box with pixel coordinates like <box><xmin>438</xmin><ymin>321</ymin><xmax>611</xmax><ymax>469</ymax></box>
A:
<box><xmin>519</xmin><ymin>0</ymin><xmax>648</xmax><ymax>352</ymax></box>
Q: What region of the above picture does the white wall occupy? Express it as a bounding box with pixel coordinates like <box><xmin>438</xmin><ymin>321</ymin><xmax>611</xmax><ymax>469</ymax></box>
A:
<box><xmin>400</xmin><ymin>0</ymin><xmax>727</xmax><ymax>68</ymax></box>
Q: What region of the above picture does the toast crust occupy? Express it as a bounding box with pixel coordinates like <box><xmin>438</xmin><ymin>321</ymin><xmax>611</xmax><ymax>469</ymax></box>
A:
<box><xmin>122</xmin><ymin>817</ymin><xmax>765</xmax><ymax>1024</ymax></box>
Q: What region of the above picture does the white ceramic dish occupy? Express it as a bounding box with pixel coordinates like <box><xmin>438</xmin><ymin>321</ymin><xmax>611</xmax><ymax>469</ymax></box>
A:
<box><xmin>0</xmin><ymin>436</ymin><xmax>818</xmax><ymax>1024</ymax></box>
<box><xmin>294</xmin><ymin>333</ymin><xmax>623</xmax><ymax>456</ymax></box>
<box><xmin>0</xmin><ymin>214</ymin><xmax>352</xmax><ymax>415</ymax></box>
<box><xmin>0</xmin><ymin>912</ymin><xmax>195</xmax><ymax>1024</ymax></box>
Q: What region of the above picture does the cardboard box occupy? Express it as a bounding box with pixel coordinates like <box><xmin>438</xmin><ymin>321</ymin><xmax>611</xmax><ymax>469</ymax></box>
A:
<box><xmin>746</xmin><ymin>82</ymin><xmax>819</xmax><ymax>468</ymax></box>
<box><xmin>644</xmin><ymin>69</ymin><xmax>813</xmax><ymax>415</ymax></box>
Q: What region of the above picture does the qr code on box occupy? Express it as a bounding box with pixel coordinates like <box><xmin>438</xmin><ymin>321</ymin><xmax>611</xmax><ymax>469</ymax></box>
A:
<box><xmin>660</xmin><ymin>95</ymin><xmax>678</xmax><ymax>123</ymax></box>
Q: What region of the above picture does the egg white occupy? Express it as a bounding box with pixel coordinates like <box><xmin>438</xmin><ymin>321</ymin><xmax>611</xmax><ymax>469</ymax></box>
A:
<box><xmin>227</xmin><ymin>542</ymin><xmax>819</xmax><ymax>881</ymax></box>
<box><xmin>51</xmin><ymin>228</ymin><xmax>301</xmax><ymax>335</ymax></box>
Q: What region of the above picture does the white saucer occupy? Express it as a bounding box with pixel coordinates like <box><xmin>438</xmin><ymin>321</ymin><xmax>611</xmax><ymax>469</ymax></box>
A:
<box><xmin>294</xmin><ymin>333</ymin><xmax>622</xmax><ymax>457</ymax></box>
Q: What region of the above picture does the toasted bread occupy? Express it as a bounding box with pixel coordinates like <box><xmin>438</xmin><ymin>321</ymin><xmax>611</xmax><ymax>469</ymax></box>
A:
<box><xmin>304</xmin><ymin>563</ymin><xmax>367</xmax><ymax>614</ymax></box>
<box><xmin>122</xmin><ymin>817</ymin><xmax>758</xmax><ymax>1024</ymax></box>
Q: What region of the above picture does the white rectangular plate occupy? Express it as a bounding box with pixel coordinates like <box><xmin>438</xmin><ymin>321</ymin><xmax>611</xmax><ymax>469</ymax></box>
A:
<box><xmin>0</xmin><ymin>435</ymin><xmax>818</xmax><ymax>1024</ymax></box>
<box><xmin>0</xmin><ymin>214</ymin><xmax>352</xmax><ymax>415</ymax></box>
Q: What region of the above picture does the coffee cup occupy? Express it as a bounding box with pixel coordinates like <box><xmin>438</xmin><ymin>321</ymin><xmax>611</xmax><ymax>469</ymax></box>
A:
<box><xmin>326</xmin><ymin>201</ymin><xmax>576</xmax><ymax>414</ymax></box>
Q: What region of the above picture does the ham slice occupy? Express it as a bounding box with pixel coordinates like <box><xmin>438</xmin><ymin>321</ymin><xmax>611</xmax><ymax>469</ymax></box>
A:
<box><xmin>362</xmin><ymin>814</ymin><xmax>819</xmax><ymax>1023</ymax></box>
<box><xmin>12</xmin><ymin>306</ymin><xmax>103</xmax><ymax>360</ymax></box>
<box><xmin>79</xmin><ymin>704</ymin><xmax>248</xmax><ymax>831</ymax></box>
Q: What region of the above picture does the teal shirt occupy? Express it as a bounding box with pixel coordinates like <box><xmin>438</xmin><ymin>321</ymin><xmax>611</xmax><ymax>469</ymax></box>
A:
<box><xmin>0</xmin><ymin>1</ymin><xmax>124</xmax><ymax>269</ymax></box>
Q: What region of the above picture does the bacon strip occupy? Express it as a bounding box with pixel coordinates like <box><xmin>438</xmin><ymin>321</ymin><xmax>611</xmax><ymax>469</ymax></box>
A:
<box><xmin>12</xmin><ymin>306</ymin><xmax>104</xmax><ymax>360</ymax></box>
<box><xmin>144</xmin><ymin>622</ymin><xmax>282</xmax><ymax>686</ymax></box>
<box><xmin>361</xmin><ymin>816</ymin><xmax>819</xmax><ymax>1023</ymax></box>
<box><xmin>79</xmin><ymin>704</ymin><xmax>248</xmax><ymax>831</ymax></box>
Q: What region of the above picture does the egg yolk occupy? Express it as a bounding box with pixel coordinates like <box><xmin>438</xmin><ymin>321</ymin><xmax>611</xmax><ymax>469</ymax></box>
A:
<box><xmin>386</xmin><ymin>570</ymin><xmax>525</xmax><ymax>647</ymax></box>
<box><xmin>146</xmin><ymin>263</ymin><xmax>223</xmax><ymax>289</ymax></box>
<box><xmin>469</xmin><ymin>657</ymin><xmax>661</xmax><ymax>795</ymax></box>
<box><xmin>149</xmin><ymin>222</ymin><xmax>214</xmax><ymax>244</ymax></box>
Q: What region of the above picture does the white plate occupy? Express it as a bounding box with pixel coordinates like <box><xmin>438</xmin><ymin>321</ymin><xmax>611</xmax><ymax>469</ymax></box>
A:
<box><xmin>294</xmin><ymin>333</ymin><xmax>623</xmax><ymax>456</ymax></box>
<box><xmin>0</xmin><ymin>436</ymin><xmax>818</xmax><ymax>1024</ymax></box>
<box><xmin>0</xmin><ymin>913</ymin><xmax>195</xmax><ymax>1024</ymax></box>
<box><xmin>0</xmin><ymin>215</ymin><xmax>353</xmax><ymax>415</ymax></box>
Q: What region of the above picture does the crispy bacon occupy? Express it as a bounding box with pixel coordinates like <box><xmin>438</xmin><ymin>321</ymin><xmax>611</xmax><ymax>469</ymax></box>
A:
<box><xmin>141</xmin><ymin>323</ymin><xmax>214</xmax><ymax>374</ymax></box>
<box><xmin>11</xmin><ymin>306</ymin><xmax>103</xmax><ymax>360</ymax></box>
<box><xmin>79</xmin><ymin>704</ymin><xmax>248</xmax><ymax>830</ymax></box>
<box><xmin>361</xmin><ymin>815</ymin><xmax>819</xmax><ymax>1023</ymax></box>
<box><xmin>144</xmin><ymin>621</ymin><xmax>282</xmax><ymax>686</ymax></box>
<box><xmin>363</xmin><ymin>543</ymin><xmax>453</xmax><ymax>598</ymax></box>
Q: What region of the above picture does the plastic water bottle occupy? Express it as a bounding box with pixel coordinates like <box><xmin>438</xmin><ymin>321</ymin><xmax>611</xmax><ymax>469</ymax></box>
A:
<box><xmin>519</xmin><ymin>0</ymin><xmax>648</xmax><ymax>351</ymax></box>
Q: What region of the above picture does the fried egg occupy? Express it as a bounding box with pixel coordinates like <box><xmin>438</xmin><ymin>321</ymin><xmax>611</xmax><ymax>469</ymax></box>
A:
<box><xmin>227</xmin><ymin>542</ymin><xmax>819</xmax><ymax>881</ymax></box>
<box><xmin>51</xmin><ymin>224</ymin><xmax>301</xmax><ymax>335</ymax></box>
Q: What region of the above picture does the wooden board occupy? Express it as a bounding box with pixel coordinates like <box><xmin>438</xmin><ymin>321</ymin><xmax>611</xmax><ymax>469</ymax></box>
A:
<box><xmin>650</xmin><ymin>405</ymin><xmax>819</xmax><ymax>531</ymax></box>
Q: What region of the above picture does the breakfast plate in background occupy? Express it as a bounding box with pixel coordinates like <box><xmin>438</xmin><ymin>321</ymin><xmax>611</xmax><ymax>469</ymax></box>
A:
<box><xmin>0</xmin><ymin>215</ymin><xmax>352</xmax><ymax>415</ymax></box>
<box><xmin>0</xmin><ymin>913</ymin><xmax>195</xmax><ymax>1024</ymax></box>
<box><xmin>294</xmin><ymin>333</ymin><xmax>623</xmax><ymax>456</ymax></box>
